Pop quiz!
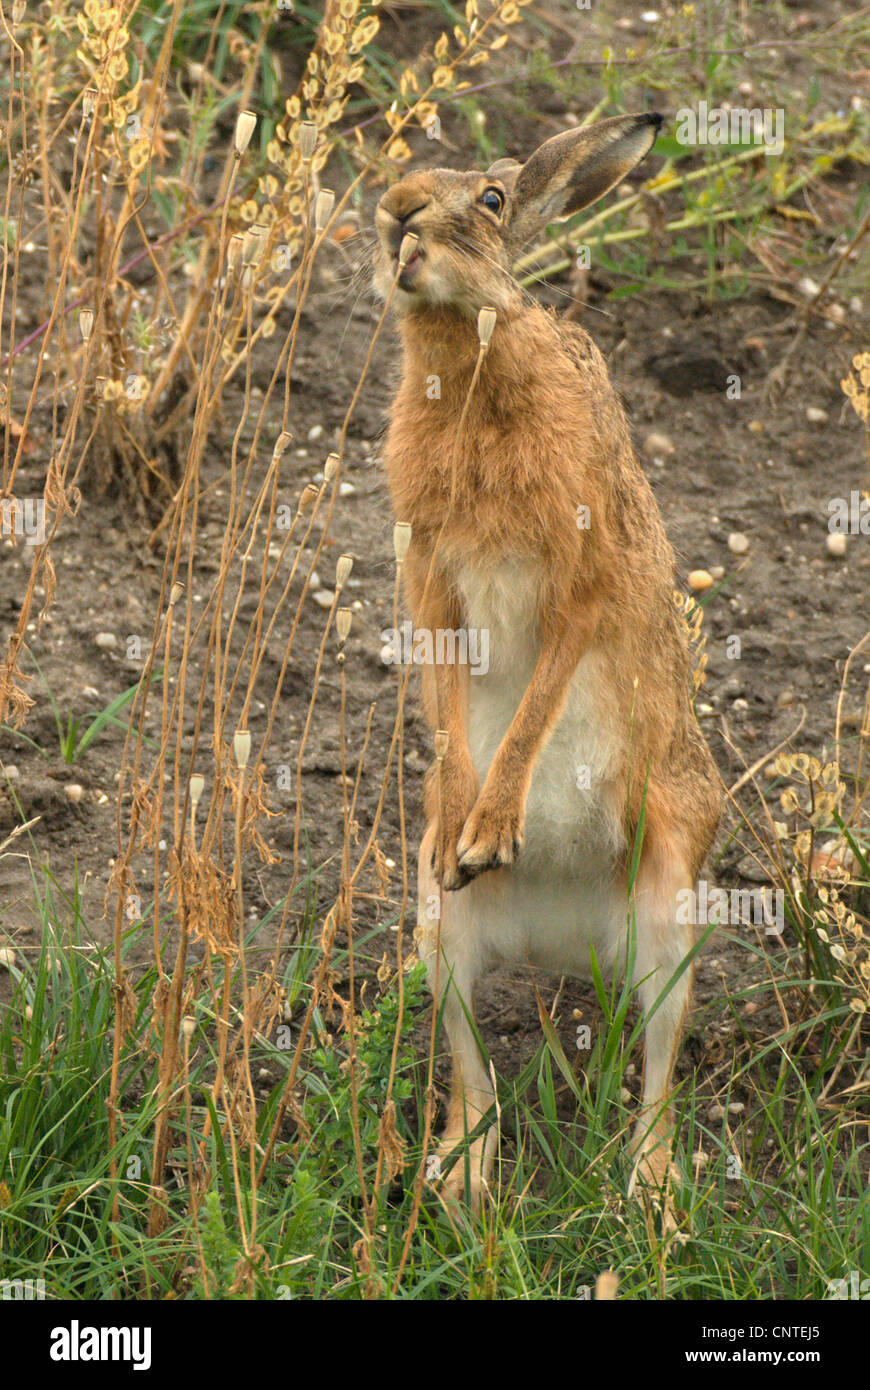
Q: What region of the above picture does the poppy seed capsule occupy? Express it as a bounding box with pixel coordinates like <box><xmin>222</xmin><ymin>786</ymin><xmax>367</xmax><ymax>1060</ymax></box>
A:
<box><xmin>272</xmin><ymin>430</ymin><xmax>293</xmax><ymax>461</ymax></box>
<box><xmin>323</xmin><ymin>453</ymin><xmax>340</xmax><ymax>482</ymax></box>
<box><xmin>79</xmin><ymin>308</ymin><xmax>94</xmax><ymax>342</ymax></box>
<box><xmin>398</xmin><ymin>232</ymin><xmax>418</xmax><ymax>267</ymax></box>
<box><xmin>234</xmin><ymin>110</ymin><xmax>257</xmax><ymax>157</ymax></box>
<box><xmin>336</xmin><ymin>608</ymin><xmax>353</xmax><ymax>642</ymax></box>
<box><xmin>297</xmin><ymin>483</ymin><xmax>319</xmax><ymax>516</ymax></box>
<box><xmin>233</xmin><ymin>730</ymin><xmax>251</xmax><ymax>769</ymax></box>
<box><xmin>315</xmin><ymin>189</ymin><xmax>335</xmax><ymax>232</ymax></box>
<box><xmin>335</xmin><ymin>554</ymin><xmax>353</xmax><ymax>589</ymax></box>
<box><xmin>393</xmin><ymin>522</ymin><xmax>412</xmax><ymax>564</ymax></box>
<box><xmin>242</xmin><ymin>224</ymin><xmax>268</xmax><ymax>266</ymax></box>
<box><xmin>477</xmin><ymin>306</ymin><xmax>497</xmax><ymax>346</ymax></box>
<box><xmin>298</xmin><ymin>121</ymin><xmax>318</xmax><ymax>161</ymax></box>
<box><xmin>189</xmin><ymin>774</ymin><xmax>204</xmax><ymax>807</ymax></box>
<box><xmin>227</xmin><ymin>233</ymin><xmax>245</xmax><ymax>269</ymax></box>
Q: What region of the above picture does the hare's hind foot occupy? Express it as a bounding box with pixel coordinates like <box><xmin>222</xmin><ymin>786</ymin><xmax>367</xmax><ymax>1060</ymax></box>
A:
<box><xmin>628</xmin><ymin>1119</ymin><xmax>685</xmax><ymax>1237</ymax></box>
<box><xmin>424</xmin><ymin>1127</ymin><xmax>497</xmax><ymax>1217</ymax></box>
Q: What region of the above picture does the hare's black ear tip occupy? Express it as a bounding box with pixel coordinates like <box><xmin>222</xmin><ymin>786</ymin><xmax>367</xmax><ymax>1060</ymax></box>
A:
<box><xmin>645</xmin><ymin>112</ymin><xmax>666</xmax><ymax>134</ymax></box>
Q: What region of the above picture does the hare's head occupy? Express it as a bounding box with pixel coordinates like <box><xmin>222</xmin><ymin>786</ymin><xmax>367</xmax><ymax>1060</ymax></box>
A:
<box><xmin>374</xmin><ymin>112</ymin><xmax>662</xmax><ymax>317</ymax></box>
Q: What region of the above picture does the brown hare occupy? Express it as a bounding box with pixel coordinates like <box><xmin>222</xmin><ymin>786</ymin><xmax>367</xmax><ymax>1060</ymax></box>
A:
<box><xmin>373</xmin><ymin>113</ymin><xmax>721</xmax><ymax>1211</ymax></box>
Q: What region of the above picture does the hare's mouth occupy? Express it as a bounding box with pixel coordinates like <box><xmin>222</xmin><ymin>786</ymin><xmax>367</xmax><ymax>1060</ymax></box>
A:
<box><xmin>394</xmin><ymin>245</ymin><xmax>424</xmax><ymax>286</ymax></box>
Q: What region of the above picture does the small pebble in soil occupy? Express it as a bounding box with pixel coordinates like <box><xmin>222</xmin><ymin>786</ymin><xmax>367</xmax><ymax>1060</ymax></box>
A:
<box><xmin>644</xmin><ymin>430</ymin><xmax>674</xmax><ymax>459</ymax></box>
<box><xmin>312</xmin><ymin>589</ymin><xmax>334</xmax><ymax>609</ymax></box>
<box><xmin>0</xmin><ymin>947</ymin><xmax>16</xmax><ymax>970</ymax></box>
<box><xmin>826</xmin><ymin>532</ymin><xmax>847</xmax><ymax>557</ymax></box>
<box><xmin>727</xmin><ymin>531</ymin><xmax>750</xmax><ymax>555</ymax></box>
<box><xmin>94</xmin><ymin>631</ymin><xmax>117</xmax><ymax>649</ymax></box>
<box><xmin>3</xmin><ymin>765</ymin><xmax>19</xmax><ymax>778</ymax></box>
<box><xmin>805</xmin><ymin>406</ymin><xmax>828</xmax><ymax>423</ymax></box>
<box><xmin>688</xmin><ymin>569</ymin><xmax>713</xmax><ymax>592</ymax></box>
<box><xmin>307</xmin><ymin>424</ymin><xmax>324</xmax><ymax>442</ymax></box>
<box><xmin>65</xmin><ymin>783</ymin><xmax>85</xmax><ymax>803</ymax></box>
<box><xmin>710</xmin><ymin>565</ymin><xmax>725</xmax><ymax>580</ymax></box>
<box><xmin>339</xmin><ymin>481</ymin><xmax>356</xmax><ymax>497</ymax></box>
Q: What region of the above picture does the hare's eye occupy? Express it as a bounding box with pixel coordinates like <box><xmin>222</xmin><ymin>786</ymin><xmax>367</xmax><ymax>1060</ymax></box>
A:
<box><xmin>480</xmin><ymin>187</ymin><xmax>504</xmax><ymax>216</ymax></box>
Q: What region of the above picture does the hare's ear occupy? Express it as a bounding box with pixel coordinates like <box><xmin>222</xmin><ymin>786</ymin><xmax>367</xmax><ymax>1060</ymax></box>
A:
<box><xmin>506</xmin><ymin>113</ymin><xmax>662</xmax><ymax>248</ymax></box>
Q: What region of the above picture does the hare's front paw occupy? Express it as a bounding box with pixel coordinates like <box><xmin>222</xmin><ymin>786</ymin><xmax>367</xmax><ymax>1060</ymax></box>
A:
<box><xmin>453</xmin><ymin>791</ymin><xmax>525</xmax><ymax>884</ymax></box>
<box><xmin>430</xmin><ymin>760</ymin><xmax>479</xmax><ymax>891</ymax></box>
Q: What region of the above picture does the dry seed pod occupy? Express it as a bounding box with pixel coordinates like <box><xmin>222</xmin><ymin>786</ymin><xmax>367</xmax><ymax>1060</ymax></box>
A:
<box><xmin>82</xmin><ymin>88</ymin><xmax>97</xmax><ymax>118</ymax></box>
<box><xmin>272</xmin><ymin>430</ymin><xmax>293</xmax><ymax>461</ymax></box>
<box><xmin>399</xmin><ymin>232</ymin><xmax>418</xmax><ymax>267</ymax></box>
<box><xmin>336</xmin><ymin>607</ymin><xmax>353</xmax><ymax>642</ymax></box>
<box><xmin>393</xmin><ymin>522</ymin><xmax>412</xmax><ymax>564</ymax></box>
<box><xmin>227</xmin><ymin>233</ymin><xmax>245</xmax><ymax>270</ymax></box>
<box><xmin>189</xmin><ymin>774</ymin><xmax>205</xmax><ymax>807</ymax></box>
<box><xmin>234</xmin><ymin>110</ymin><xmax>257</xmax><ymax>157</ymax></box>
<box><xmin>242</xmin><ymin>224</ymin><xmax>268</xmax><ymax>266</ymax></box>
<box><xmin>335</xmin><ymin>554</ymin><xmax>353</xmax><ymax>589</ymax></box>
<box><xmin>181</xmin><ymin>1016</ymin><xmax>196</xmax><ymax>1040</ymax></box>
<box><xmin>168</xmin><ymin>581</ymin><xmax>185</xmax><ymax>607</ymax></box>
<box><xmin>434</xmin><ymin>730</ymin><xmax>449</xmax><ymax>761</ymax></box>
<box><xmin>94</xmin><ymin>376</ymin><xmax>106</xmax><ymax>399</ymax></box>
<box><xmin>477</xmin><ymin>306</ymin><xmax>497</xmax><ymax>347</ymax></box>
<box><xmin>315</xmin><ymin>189</ymin><xmax>335</xmax><ymax>232</ymax></box>
<box><xmin>233</xmin><ymin>730</ymin><xmax>251</xmax><ymax>769</ymax></box>
<box><xmin>298</xmin><ymin>121</ymin><xmax>317</xmax><ymax>160</ymax></box>
<box><xmin>323</xmin><ymin>452</ymin><xmax>340</xmax><ymax>482</ymax></box>
<box><xmin>297</xmin><ymin>483</ymin><xmax>319</xmax><ymax>516</ymax></box>
<box><xmin>78</xmin><ymin>308</ymin><xmax>94</xmax><ymax>342</ymax></box>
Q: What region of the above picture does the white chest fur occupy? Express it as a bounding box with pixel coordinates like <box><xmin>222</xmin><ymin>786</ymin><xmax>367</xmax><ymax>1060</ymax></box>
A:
<box><xmin>454</xmin><ymin>559</ymin><xmax>625</xmax><ymax>879</ymax></box>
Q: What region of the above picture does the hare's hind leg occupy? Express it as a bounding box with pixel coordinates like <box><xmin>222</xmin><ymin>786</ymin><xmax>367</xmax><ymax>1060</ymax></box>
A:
<box><xmin>416</xmin><ymin>823</ymin><xmax>496</xmax><ymax>1212</ymax></box>
<box><xmin>626</xmin><ymin>822</ymin><xmax>696</xmax><ymax>1200</ymax></box>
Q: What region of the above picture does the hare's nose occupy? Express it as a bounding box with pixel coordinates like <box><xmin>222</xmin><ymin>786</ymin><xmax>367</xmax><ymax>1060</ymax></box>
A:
<box><xmin>377</xmin><ymin>193</ymin><xmax>430</xmax><ymax>252</ymax></box>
